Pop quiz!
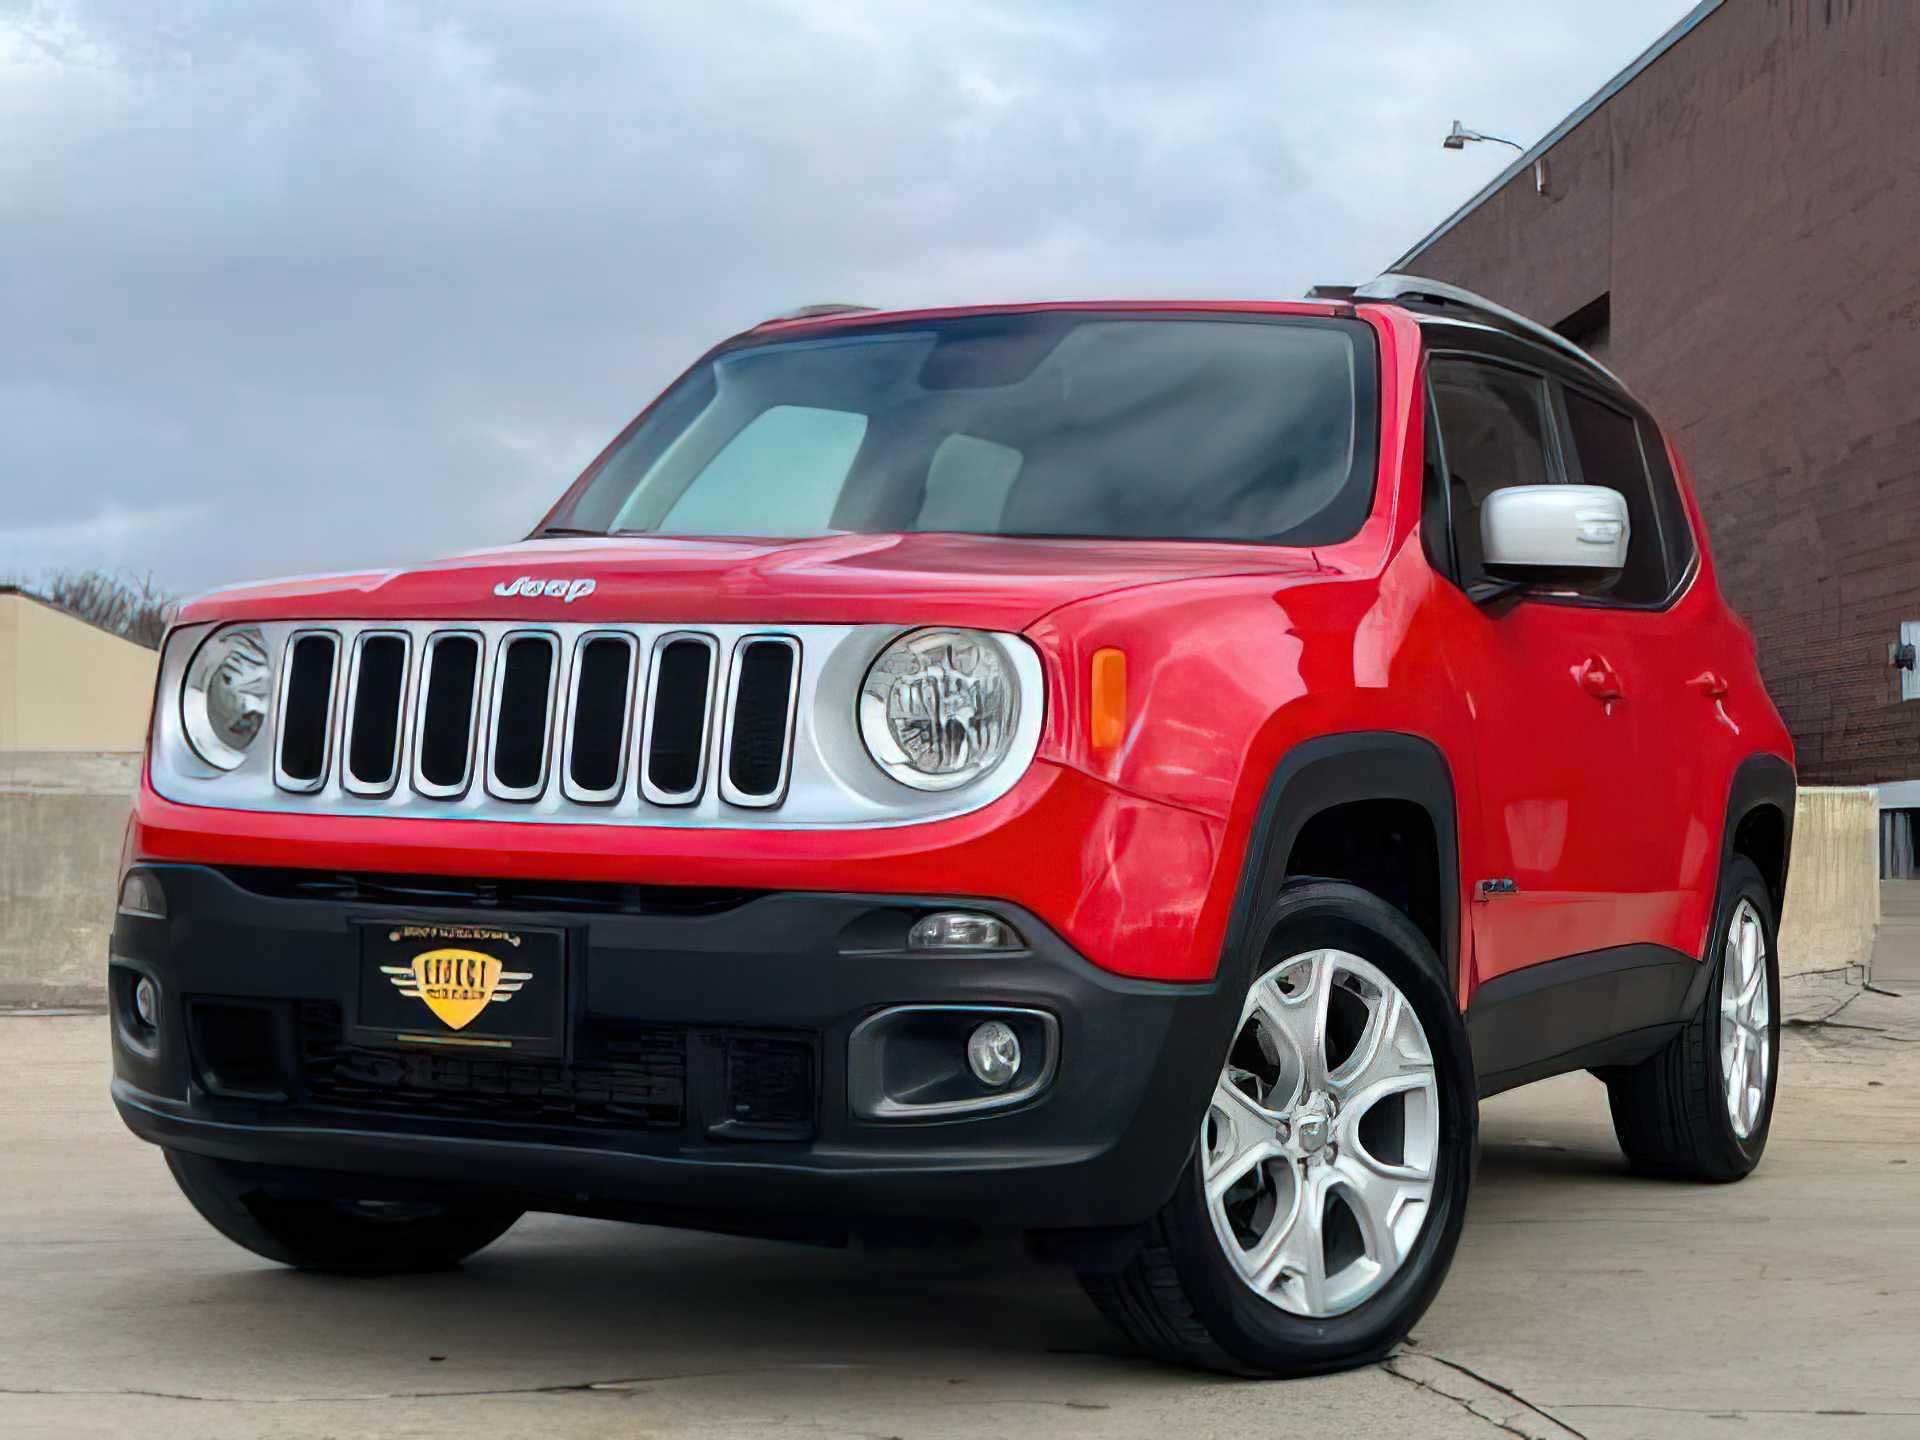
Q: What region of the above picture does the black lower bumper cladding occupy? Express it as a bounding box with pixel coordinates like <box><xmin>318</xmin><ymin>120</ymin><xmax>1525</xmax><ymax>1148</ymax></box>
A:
<box><xmin>110</xmin><ymin>865</ymin><xmax>1232</xmax><ymax>1233</ymax></box>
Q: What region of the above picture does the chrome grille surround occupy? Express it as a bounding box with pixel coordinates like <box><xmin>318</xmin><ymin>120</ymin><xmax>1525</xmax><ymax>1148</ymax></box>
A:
<box><xmin>483</xmin><ymin>629</ymin><xmax>562</xmax><ymax>803</ymax></box>
<box><xmin>271</xmin><ymin>629</ymin><xmax>340</xmax><ymax>795</ymax></box>
<box><xmin>637</xmin><ymin>631</ymin><xmax>720</xmax><ymax>807</ymax></box>
<box><xmin>151</xmin><ymin>619</ymin><xmax>1044</xmax><ymax>829</ymax></box>
<box><xmin>339</xmin><ymin>628</ymin><xmax>411</xmax><ymax>798</ymax></box>
<box><xmin>410</xmin><ymin>630</ymin><xmax>484</xmax><ymax>801</ymax></box>
<box><xmin>717</xmin><ymin>634</ymin><xmax>802</xmax><ymax>810</ymax></box>
<box><xmin>559</xmin><ymin>630</ymin><xmax>640</xmax><ymax>806</ymax></box>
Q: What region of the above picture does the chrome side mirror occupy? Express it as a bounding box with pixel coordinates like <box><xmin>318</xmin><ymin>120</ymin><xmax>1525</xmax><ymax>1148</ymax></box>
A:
<box><xmin>1480</xmin><ymin>484</ymin><xmax>1629</xmax><ymax>593</ymax></box>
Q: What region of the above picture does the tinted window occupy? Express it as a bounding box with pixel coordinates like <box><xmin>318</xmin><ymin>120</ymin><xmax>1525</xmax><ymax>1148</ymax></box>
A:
<box><xmin>1638</xmin><ymin>420</ymin><xmax>1698</xmax><ymax>588</ymax></box>
<box><xmin>1428</xmin><ymin>359</ymin><xmax>1555</xmax><ymax>585</ymax></box>
<box><xmin>1561</xmin><ymin>389</ymin><xmax>1670</xmax><ymax>603</ymax></box>
<box><xmin>552</xmin><ymin>314</ymin><xmax>1380</xmax><ymax>546</ymax></box>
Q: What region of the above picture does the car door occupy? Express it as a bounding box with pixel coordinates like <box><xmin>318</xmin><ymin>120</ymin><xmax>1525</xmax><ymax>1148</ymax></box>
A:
<box><xmin>1553</xmin><ymin>382</ymin><xmax>1725</xmax><ymax>957</ymax></box>
<box><xmin>1425</xmin><ymin>353</ymin><xmax>1669</xmax><ymax>988</ymax></box>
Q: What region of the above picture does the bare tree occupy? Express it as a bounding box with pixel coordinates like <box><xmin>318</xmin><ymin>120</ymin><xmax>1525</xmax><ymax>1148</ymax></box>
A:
<box><xmin>19</xmin><ymin>570</ymin><xmax>179</xmax><ymax>649</ymax></box>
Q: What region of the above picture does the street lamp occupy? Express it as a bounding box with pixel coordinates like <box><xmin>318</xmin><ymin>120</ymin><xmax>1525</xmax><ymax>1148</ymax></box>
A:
<box><xmin>1442</xmin><ymin>119</ymin><xmax>1523</xmax><ymax>152</ymax></box>
<box><xmin>1442</xmin><ymin>119</ymin><xmax>1548</xmax><ymax>195</ymax></box>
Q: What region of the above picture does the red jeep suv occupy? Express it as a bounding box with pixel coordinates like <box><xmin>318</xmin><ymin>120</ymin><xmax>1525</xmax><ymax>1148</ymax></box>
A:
<box><xmin>111</xmin><ymin>277</ymin><xmax>1794</xmax><ymax>1376</ymax></box>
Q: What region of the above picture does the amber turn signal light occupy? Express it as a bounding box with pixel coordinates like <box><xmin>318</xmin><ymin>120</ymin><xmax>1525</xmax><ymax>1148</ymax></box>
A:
<box><xmin>1090</xmin><ymin>648</ymin><xmax>1127</xmax><ymax>750</ymax></box>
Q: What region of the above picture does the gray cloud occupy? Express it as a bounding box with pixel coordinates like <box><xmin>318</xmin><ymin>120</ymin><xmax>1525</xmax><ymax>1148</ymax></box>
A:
<box><xmin>0</xmin><ymin>0</ymin><xmax>1691</xmax><ymax>595</ymax></box>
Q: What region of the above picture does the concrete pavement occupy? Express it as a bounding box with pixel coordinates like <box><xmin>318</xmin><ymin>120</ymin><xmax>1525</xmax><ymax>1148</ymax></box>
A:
<box><xmin>3</xmin><ymin>905</ymin><xmax>1916</xmax><ymax>1439</ymax></box>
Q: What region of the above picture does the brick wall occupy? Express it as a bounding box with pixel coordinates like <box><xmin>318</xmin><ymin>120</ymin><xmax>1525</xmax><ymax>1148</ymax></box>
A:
<box><xmin>1406</xmin><ymin>0</ymin><xmax>1920</xmax><ymax>786</ymax></box>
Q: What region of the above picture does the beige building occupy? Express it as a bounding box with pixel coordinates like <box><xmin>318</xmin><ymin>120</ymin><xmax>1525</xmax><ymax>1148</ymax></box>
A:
<box><xmin>0</xmin><ymin>586</ymin><xmax>159</xmax><ymax>754</ymax></box>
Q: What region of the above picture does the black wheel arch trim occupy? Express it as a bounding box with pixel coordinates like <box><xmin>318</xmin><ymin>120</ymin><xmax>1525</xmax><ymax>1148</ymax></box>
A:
<box><xmin>1221</xmin><ymin>730</ymin><xmax>1461</xmax><ymax>998</ymax></box>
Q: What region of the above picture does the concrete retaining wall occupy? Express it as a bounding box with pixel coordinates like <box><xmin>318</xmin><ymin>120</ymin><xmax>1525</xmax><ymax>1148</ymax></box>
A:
<box><xmin>0</xmin><ymin>760</ymin><xmax>1887</xmax><ymax>1004</ymax></box>
<box><xmin>1778</xmin><ymin>786</ymin><xmax>1881</xmax><ymax>978</ymax></box>
<box><xmin>0</xmin><ymin>753</ymin><xmax>136</xmax><ymax>1007</ymax></box>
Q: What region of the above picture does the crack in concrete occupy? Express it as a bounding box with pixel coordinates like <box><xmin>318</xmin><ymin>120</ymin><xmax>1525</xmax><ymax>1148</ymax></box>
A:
<box><xmin>1557</xmin><ymin>1400</ymin><xmax>1920</xmax><ymax>1418</ymax></box>
<box><xmin>1386</xmin><ymin>1350</ymin><xmax>1585</xmax><ymax>1440</ymax></box>
<box><xmin>0</xmin><ymin>1365</ymin><xmax>853</xmax><ymax>1405</ymax></box>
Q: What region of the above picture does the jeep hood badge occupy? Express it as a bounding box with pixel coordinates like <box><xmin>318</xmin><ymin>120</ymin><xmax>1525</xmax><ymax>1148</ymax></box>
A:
<box><xmin>494</xmin><ymin>575</ymin><xmax>597</xmax><ymax>602</ymax></box>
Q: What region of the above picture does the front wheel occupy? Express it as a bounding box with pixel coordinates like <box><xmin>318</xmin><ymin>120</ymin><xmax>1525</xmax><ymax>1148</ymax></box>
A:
<box><xmin>1079</xmin><ymin>881</ymin><xmax>1477</xmax><ymax>1376</ymax></box>
<box><xmin>165</xmin><ymin>1150</ymin><xmax>523</xmax><ymax>1274</ymax></box>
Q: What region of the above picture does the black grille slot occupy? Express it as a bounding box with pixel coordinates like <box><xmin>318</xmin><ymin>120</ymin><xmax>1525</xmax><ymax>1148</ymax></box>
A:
<box><xmin>416</xmin><ymin>634</ymin><xmax>481</xmax><ymax>793</ymax></box>
<box><xmin>346</xmin><ymin>634</ymin><xmax>408</xmax><ymax>790</ymax></box>
<box><xmin>566</xmin><ymin>636</ymin><xmax>635</xmax><ymax>799</ymax></box>
<box><xmin>276</xmin><ymin>633</ymin><xmax>338</xmax><ymax>788</ymax></box>
<box><xmin>298</xmin><ymin>1004</ymin><xmax>685</xmax><ymax>1131</ymax></box>
<box><xmin>490</xmin><ymin>635</ymin><xmax>557</xmax><ymax>795</ymax></box>
<box><xmin>644</xmin><ymin>637</ymin><xmax>716</xmax><ymax>801</ymax></box>
<box><xmin>724</xmin><ymin>638</ymin><xmax>798</xmax><ymax>804</ymax></box>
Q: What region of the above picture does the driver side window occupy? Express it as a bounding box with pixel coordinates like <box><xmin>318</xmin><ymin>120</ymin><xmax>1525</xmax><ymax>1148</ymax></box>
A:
<box><xmin>1427</xmin><ymin>358</ymin><xmax>1556</xmax><ymax>588</ymax></box>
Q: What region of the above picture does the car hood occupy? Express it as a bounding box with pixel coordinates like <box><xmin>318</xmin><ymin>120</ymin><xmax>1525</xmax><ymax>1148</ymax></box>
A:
<box><xmin>177</xmin><ymin>532</ymin><xmax>1327</xmax><ymax>633</ymax></box>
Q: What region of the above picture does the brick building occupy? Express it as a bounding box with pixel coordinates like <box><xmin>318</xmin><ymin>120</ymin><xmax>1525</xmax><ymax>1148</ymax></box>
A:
<box><xmin>1390</xmin><ymin>0</ymin><xmax>1919</xmax><ymax>869</ymax></box>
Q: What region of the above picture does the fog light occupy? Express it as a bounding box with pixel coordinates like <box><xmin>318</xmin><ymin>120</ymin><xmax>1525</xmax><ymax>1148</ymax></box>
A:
<box><xmin>133</xmin><ymin>976</ymin><xmax>159</xmax><ymax>1030</ymax></box>
<box><xmin>908</xmin><ymin>911</ymin><xmax>1020</xmax><ymax>952</ymax></box>
<box><xmin>118</xmin><ymin>869</ymin><xmax>166</xmax><ymax>919</ymax></box>
<box><xmin>967</xmin><ymin>1020</ymin><xmax>1020</xmax><ymax>1087</ymax></box>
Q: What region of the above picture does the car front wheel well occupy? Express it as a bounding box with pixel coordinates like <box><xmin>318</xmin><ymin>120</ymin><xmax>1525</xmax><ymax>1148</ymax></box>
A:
<box><xmin>1285</xmin><ymin>798</ymin><xmax>1445</xmax><ymax>966</ymax></box>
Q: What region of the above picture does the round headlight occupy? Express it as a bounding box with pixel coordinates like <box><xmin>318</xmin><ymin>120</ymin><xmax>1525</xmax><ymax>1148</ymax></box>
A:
<box><xmin>182</xmin><ymin>626</ymin><xmax>271</xmax><ymax>771</ymax></box>
<box><xmin>858</xmin><ymin>629</ymin><xmax>1018</xmax><ymax>791</ymax></box>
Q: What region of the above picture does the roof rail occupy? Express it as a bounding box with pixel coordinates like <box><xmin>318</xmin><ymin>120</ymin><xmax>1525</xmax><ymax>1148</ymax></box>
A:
<box><xmin>1345</xmin><ymin>273</ymin><xmax>1627</xmax><ymax>390</ymax></box>
<box><xmin>757</xmin><ymin>303</ymin><xmax>880</xmax><ymax>326</ymax></box>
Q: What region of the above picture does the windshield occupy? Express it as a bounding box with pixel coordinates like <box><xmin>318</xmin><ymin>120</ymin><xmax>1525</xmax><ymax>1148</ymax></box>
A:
<box><xmin>548</xmin><ymin>312</ymin><xmax>1379</xmax><ymax>546</ymax></box>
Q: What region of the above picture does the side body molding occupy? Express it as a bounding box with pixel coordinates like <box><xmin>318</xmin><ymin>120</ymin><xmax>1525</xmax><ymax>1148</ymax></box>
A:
<box><xmin>1465</xmin><ymin>749</ymin><xmax>1797</xmax><ymax>1098</ymax></box>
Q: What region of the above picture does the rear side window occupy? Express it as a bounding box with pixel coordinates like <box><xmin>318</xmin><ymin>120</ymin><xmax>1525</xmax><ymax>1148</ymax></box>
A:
<box><xmin>1561</xmin><ymin>390</ymin><xmax>1672</xmax><ymax>604</ymax></box>
<box><xmin>1637</xmin><ymin>421</ymin><xmax>1698</xmax><ymax>588</ymax></box>
<box><xmin>1427</xmin><ymin>358</ymin><xmax>1555</xmax><ymax>586</ymax></box>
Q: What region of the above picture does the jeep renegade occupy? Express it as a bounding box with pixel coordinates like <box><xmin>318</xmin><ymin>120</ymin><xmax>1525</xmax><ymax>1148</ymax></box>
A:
<box><xmin>110</xmin><ymin>276</ymin><xmax>1795</xmax><ymax>1375</ymax></box>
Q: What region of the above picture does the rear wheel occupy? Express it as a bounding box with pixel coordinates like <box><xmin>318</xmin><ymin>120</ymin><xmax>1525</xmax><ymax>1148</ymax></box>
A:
<box><xmin>165</xmin><ymin>1150</ymin><xmax>522</xmax><ymax>1274</ymax></box>
<box><xmin>1079</xmin><ymin>881</ymin><xmax>1477</xmax><ymax>1376</ymax></box>
<box><xmin>1604</xmin><ymin>855</ymin><xmax>1780</xmax><ymax>1180</ymax></box>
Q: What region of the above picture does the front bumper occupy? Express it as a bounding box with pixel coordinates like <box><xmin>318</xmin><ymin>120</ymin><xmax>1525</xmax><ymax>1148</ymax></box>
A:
<box><xmin>110</xmin><ymin>864</ymin><xmax>1233</xmax><ymax>1232</ymax></box>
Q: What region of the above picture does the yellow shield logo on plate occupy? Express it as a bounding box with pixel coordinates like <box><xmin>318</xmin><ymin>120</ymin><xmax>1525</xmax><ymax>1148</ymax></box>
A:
<box><xmin>382</xmin><ymin>947</ymin><xmax>530</xmax><ymax>1031</ymax></box>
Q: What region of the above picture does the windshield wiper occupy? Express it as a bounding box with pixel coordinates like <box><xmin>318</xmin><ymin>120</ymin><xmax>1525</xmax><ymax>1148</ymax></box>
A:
<box><xmin>531</xmin><ymin>525</ymin><xmax>609</xmax><ymax>538</ymax></box>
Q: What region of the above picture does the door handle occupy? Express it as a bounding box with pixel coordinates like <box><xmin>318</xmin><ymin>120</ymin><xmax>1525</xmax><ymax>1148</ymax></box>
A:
<box><xmin>1577</xmin><ymin>658</ymin><xmax>1622</xmax><ymax>702</ymax></box>
<box><xmin>1689</xmin><ymin>670</ymin><xmax>1729</xmax><ymax>700</ymax></box>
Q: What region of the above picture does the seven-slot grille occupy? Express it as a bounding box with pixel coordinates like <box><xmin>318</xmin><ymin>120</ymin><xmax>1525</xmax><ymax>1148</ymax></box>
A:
<box><xmin>272</xmin><ymin>625</ymin><xmax>802</xmax><ymax>812</ymax></box>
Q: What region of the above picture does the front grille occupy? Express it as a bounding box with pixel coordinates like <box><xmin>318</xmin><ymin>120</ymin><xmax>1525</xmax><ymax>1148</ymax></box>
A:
<box><xmin>298</xmin><ymin>1003</ymin><xmax>686</xmax><ymax>1130</ymax></box>
<box><xmin>263</xmin><ymin>622</ymin><xmax>807</xmax><ymax>815</ymax></box>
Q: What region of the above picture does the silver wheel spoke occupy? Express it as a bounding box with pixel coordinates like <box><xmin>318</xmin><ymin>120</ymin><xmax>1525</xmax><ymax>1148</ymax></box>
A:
<box><xmin>1718</xmin><ymin>899</ymin><xmax>1774</xmax><ymax>1140</ymax></box>
<box><xmin>1251</xmin><ymin>1168</ymin><xmax>1330</xmax><ymax>1313</ymax></box>
<box><xmin>1204</xmin><ymin>1075</ymin><xmax>1284</xmax><ymax>1203</ymax></box>
<box><xmin>1248</xmin><ymin>952</ymin><xmax>1331</xmax><ymax>1094</ymax></box>
<box><xmin>1203</xmin><ymin>946</ymin><xmax>1440</xmax><ymax>1320</ymax></box>
<box><xmin>1330</xmin><ymin>990</ymin><xmax>1433</xmax><ymax>1103</ymax></box>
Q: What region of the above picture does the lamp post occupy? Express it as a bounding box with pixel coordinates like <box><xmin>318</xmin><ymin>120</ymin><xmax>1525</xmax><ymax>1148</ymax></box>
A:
<box><xmin>1442</xmin><ymin>119</ymin><xmax>1523</xmax><ymax>152</ymax></box>
<box><xmin>1442</xmin><ymin>120</ymin><xmax>1548</xmax><ymax>195</ymax></box>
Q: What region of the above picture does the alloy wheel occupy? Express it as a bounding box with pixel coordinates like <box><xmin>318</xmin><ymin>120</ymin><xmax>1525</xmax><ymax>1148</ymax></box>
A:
<box><xmin>1719</xmin><ymin>898</ymin><xmax>1772</xmax><ymax>1140</ymax></box>
<box><xmin>1201</xmin><ymin>948</ymin><xmax>1439</xmax><ymax>1317</ymax></box>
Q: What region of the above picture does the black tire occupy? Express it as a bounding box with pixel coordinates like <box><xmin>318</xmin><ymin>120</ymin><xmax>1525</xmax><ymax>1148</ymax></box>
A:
<box><xmin>165</xmin><ymin>1150</ymin><xmax>522</xmax><ymax>1274</ymax></box>
<box><xmin>1604</xmin><ymin>856</ymin><xmax>1780</xmax><ymax>1181</ymax></box>
<box><xmin>1078</xmin><ymin>881</ymin><xmax>1478</xmax><ymax>1377</ymax></box>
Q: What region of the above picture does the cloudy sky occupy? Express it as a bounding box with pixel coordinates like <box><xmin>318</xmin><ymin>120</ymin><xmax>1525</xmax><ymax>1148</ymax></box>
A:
<box><xmin>1</xmin><ymin>0</ymin><xmax>1694</xmax><ymax>597</ymax></box>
